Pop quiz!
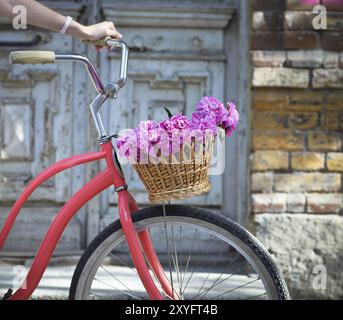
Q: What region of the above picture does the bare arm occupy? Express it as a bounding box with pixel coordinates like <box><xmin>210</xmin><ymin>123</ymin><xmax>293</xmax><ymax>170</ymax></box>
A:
<box><xmin>0</xmin><ymin>0</ymin><xmax>122</xmax><ymax>40</ymax></box>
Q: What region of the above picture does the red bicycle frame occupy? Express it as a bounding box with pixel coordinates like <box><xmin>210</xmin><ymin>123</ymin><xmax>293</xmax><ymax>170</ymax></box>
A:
<box><xmin>2</xmin><ymin>38</ymin><xmax>181</xmax><ymax>300</ymax></box>
<box><xmin>0</xmin><ymin>141</ymin><xmax>180</xmax><ymax>300</ymax></box>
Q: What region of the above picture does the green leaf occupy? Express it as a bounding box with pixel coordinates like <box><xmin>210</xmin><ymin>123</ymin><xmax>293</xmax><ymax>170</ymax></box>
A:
<box><xmin>164</xmin><ymin>107</ymin><xmax>173</xmax><ymax>119</ymax></box>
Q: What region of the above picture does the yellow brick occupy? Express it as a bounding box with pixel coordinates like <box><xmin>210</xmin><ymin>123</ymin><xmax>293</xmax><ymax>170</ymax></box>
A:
<box><xmin>326</xmin><ymin>92</ymin><xmax>343</xmax><ymax>110</ymax></box>
<box><xmin>291</xmin><ymin>152</ymin><xmax>325</xmax><ymax>170</ymax></box>
<box><xmin>253</xmin><ymin>110</ymin><xmax>318</xmax><ymax>130</ymax></box>
<box><xmin>286</xmin><ymin>104</ymin><xmax>323</xmax><ymax>112</ymax></box>
<box><xmin>289</xmin><ymin>90</ymin><xmax>323</xmax><ymax>105</ymax></box>
<box><xmin>252</xmin><ymin>150</ymin><xmax>289</xmax><ymax>171</ymax></box>
<box><xmin>252</xmin><ymin>131</ymin><xmax>305</xmax><ymax>151</ymax></box>
<box><xmin>327</xmin><ymin>153</ymin><xmax>343</xmax><ymax>171</ymax></box>
<box><xmin>288</xmin><ymin>112</ymin><xmax>318</xmax><ymax>130</ymax></box>
<box><xmin>251</xmin><ymin>193</ymin><xmax>286</xmax><ymax>213</ymax></box>
<box><xmin>274</xmin><ymin>173</ymin><xmax>341</xmax><ymax>192</ymax></box>
<box><xmin>307</xmin><ymin>193</ymin><xmax>343</xmax><ymax>213</ymax></box>
<box><xmin>252</xmin><ymin>89</ymin><xmax>288</xmax><ymax>103</ymax></box>
<box><xmin>252</xmin><ymin>111</ymin><xmax>287</xmax><ymax>129</ymax></box>
<box><xmin>251</xmin><ymin>172</ymin><xmax>274</xmax><ymax>192</ymax></box>
<box><xmin>252</xmin><ymin>89</ymin><xmax>324</xmax><ymax>112</ymax></box>
<box><xmin>288</xmin><ymin>90</ymin><xmax>323</xmax><ymax>111</ymax></box>
<box><xmin>253</xmin><ymin>100</ymin><xmax>287</xmax><ymax>111</ymax></box>
<box><xmin>322</xmin><ymin>112</ymin><xmax>343</xmax><ymax>131</ymax></box>
<box><xmin>308</xmin><ymin>132</ymin><xmax>341</xmax><ymax>151</ymax></box>
<box><xmin>252</xmin><ymin>89</ymin><xmax>288</xmax><ymax>111</ymax></box>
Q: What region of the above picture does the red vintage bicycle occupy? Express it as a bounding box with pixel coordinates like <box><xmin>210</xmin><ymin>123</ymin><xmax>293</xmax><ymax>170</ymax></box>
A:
<box><xmin>0</xmin><ymin>38</ymin><xmax>290</xmax><ymax>300</ymax></box>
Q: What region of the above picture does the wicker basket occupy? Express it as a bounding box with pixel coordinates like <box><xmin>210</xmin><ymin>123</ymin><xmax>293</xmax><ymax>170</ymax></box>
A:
<box><xmin>133</xmin><ymin>134</ymin><xmax>216</xmax><ymax>202</ymax></box>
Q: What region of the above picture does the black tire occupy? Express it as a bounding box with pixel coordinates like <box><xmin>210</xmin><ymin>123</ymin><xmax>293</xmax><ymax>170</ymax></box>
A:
<box><xmin>69</xmin><ymin>205</ymin><xmax>290</xmax><ymax>300</ymax></box>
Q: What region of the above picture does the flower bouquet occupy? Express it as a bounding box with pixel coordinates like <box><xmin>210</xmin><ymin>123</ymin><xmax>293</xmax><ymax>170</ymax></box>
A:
<box><xmin>116</xmin><ymin>96</ymin><xmax>239</xmax><ymax>202</ymax></box>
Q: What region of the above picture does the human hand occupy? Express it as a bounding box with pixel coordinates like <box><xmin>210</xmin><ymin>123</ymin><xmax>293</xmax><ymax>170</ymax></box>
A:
<box><xmin>80</xmin><ymin>21</ymin><xmax>123</xmax><ymax>41</ymax></box>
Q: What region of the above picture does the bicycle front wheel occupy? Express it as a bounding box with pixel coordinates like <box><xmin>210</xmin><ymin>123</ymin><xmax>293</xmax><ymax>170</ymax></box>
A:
<box><xmin>69</xmin><ymin>205</ymin><xmax>290</xmax><ymax>300</ymax></box>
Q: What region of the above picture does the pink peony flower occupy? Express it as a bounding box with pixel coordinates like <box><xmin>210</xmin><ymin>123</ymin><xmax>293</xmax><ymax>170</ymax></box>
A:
<box><xmin>116</xmin><ymin>96</ymin><xmax>239</xmax><ymax>160</ymax></box>
<box><xmin>171</xmin><ymin>113</ymin><xmax>190</xmax><ymax>130</ymax></box>
<box><xmin>190</xmin><ymin>111</ymin><xmax>217</xmax><ymax>135</ymax></box>
<box><xmin>116</xmin><ymin>129</ymin><xmax>138</xmax><ymax>159</ymax></box>
<box><xmin>222</xmin><ymin>101</ymin><xmax>239</xmax><ymax>136</ymax></box>
<box><xmin>160</xmin><ymin>113</ymin><xmax>190</xmax><ymax>133</ymax></box>
<box><xmin>159</xmin><ymin>119</ymin><xmax>174</xmax><ymax>134</ymax></box>
<box><xmin>138</xmin><ymin>120</ymin><xmax>156</xmax><ymax>131</ymax></box>
<box><xmin>196</xmin><ymin>96</ymin><xmax>229</xmax><ymax>125</ymax></box>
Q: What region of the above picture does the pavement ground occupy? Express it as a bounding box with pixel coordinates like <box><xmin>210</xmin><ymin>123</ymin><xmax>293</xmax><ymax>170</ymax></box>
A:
<box><xmin>0</xmin><ymin>257</ymin><xmax>267</xmax><ymax>300</ymax></box>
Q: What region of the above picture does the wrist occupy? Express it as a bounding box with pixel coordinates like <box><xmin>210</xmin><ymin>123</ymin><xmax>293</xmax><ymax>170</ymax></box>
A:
<box><xmin>67</xmin><ymin>20</ymin><xmax>89</xmax><ymax>39</ymax></box>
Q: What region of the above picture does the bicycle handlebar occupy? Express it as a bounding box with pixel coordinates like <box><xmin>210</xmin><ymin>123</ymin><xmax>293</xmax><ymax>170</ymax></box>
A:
<box><xmin>82</xmin><ymin>37</ymin><xmax>129</xmax><ymax>92</ymax></box>
<box><xmin>105</xmin><ymin>38</ymin><xmax>129</xmax><ymax>91</ymax></box>
<box><xmin>9</xmin><ymin>37</ymin><xmax>129</xmax><ymax>138</ymax></box>
<box><xmin>81</xmin><ymin>36</ymin><xmax>112</xmax><ymax>47</ymax></box>
<box><xmin>8</xmin><ymin>37</ymin><xmax>129</xmax><ymax>96</ymax></box>
<box><xmin>9</xmin><ymin>51</ymin><xmax>55</xmax><ymax>64</ymax></box>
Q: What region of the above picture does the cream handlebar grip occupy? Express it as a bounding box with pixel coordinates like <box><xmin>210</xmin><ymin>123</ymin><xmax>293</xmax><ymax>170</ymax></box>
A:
<box><xmin>81</xmin><ymin>36</ymin><xmax>112</xmax><ymax>46</ymax></box>
<box><xmin>9</xmin><ymin>51</ymin><xmax>55</xmax><ymax>65</ymax></box>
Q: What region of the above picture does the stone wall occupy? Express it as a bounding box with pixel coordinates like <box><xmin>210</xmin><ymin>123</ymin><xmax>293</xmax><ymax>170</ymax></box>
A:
<box><xmin>250</xmin><ymin>0</ymin><xmax>343</xmax><ymax>298</ymax></box>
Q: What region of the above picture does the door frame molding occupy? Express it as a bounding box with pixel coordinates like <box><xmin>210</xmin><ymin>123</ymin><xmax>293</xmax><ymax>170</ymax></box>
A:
<box><xmin>224</xmin><ymin>0</ymin><xmax>251</xmax><ymax>226</ymax></box>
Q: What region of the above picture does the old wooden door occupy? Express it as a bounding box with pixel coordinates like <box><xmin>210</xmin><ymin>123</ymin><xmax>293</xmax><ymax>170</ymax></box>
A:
<box><xmin>0</xmin><ymin>1</ymin><xmax>90</xmax><ymax>254</ymax></box>
<box><xmin>0</xmin><ymin>0</ymin><xmax>250</xmax><ymax>254</ymax></box>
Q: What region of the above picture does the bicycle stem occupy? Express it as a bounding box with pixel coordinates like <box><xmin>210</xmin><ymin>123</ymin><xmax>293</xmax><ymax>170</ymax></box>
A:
<box><xmin>89</xmin><ymin>93</ymin><xmax>109</xmax><ymax>138</ymax></box>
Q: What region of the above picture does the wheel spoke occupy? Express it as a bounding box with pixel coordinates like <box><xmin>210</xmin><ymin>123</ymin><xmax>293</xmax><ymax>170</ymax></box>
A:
<box><xmin>194</xmin><ymin>253</ymin><xmax>241</xmax><ymax>299</ymax></box>
<box><xmin>99</xmin><ymin>265</ymin><xmax>141</xmax><ymax>299</ymax></box>
<box><xmin>178</xmin><ymin>225</ymin><xmax>184</xmax><ymax>295</ymax></box>
<box><xmin>209</xmin><ymin>277</ymin><xmax>261</xmax><ymax>299</ymax></box>
<box><xmin>180</xmin><ymin>228</ymin><xmax>197</xmax><ymax>291</ymax></box>
<box><xmin>193</xmin><ymin>273</ymin><xmax>235</xmax><ymax>299</ymax></box>
<box><xmin>109</xmin><ymin>252</ymin><xmax>138</xmax><ymax>275</ymax></box>
<box><xmin>162</xmin><ymin>203</ymin><xmax>175</xmax><ymax>299</ymax></box>
<box><xmin>171</xmin><ymin>225</ymin><xmax>182</xmax><ymax>295</ymax></box>
<box><xmin>93</xmin><ymin>276</ymin><xmax>142</xmax><ymax>300</ymax></box>
<box><xmin>247</xmin><ymin>292</ymin><xmax>268</xmax><ymax>300</ymax></box>
<box><xmin>181</xmin><ymin>233</ymin><xmax>213</xmax><ymax>296</ymax></box>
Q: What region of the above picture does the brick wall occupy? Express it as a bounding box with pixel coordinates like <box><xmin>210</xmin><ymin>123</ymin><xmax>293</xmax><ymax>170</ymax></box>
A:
<box><xmin>251</xmin><ymin>0</ymin><xmax>343</xmax><ymax>216</ymax></box>
<box><xmin>250</xmin><ymin>0</ymin><xmax>343</xmax><ymax>298</ymax></box>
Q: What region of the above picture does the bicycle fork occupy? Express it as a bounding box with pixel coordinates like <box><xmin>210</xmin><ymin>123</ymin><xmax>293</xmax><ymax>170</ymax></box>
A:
<box><xmin>125</xmin><ymin>193</ymin><xmax>181</xmax><ymax>300</ymax></box>
<box><xmin>103</xmin><ymin>142</ymin><xmax>179</xmax><ymax>300</ymax></box>
<box><xmin>117</xmin><ymin>190</ymin><xmax>181</xmax><ymax>300</ymax></box>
